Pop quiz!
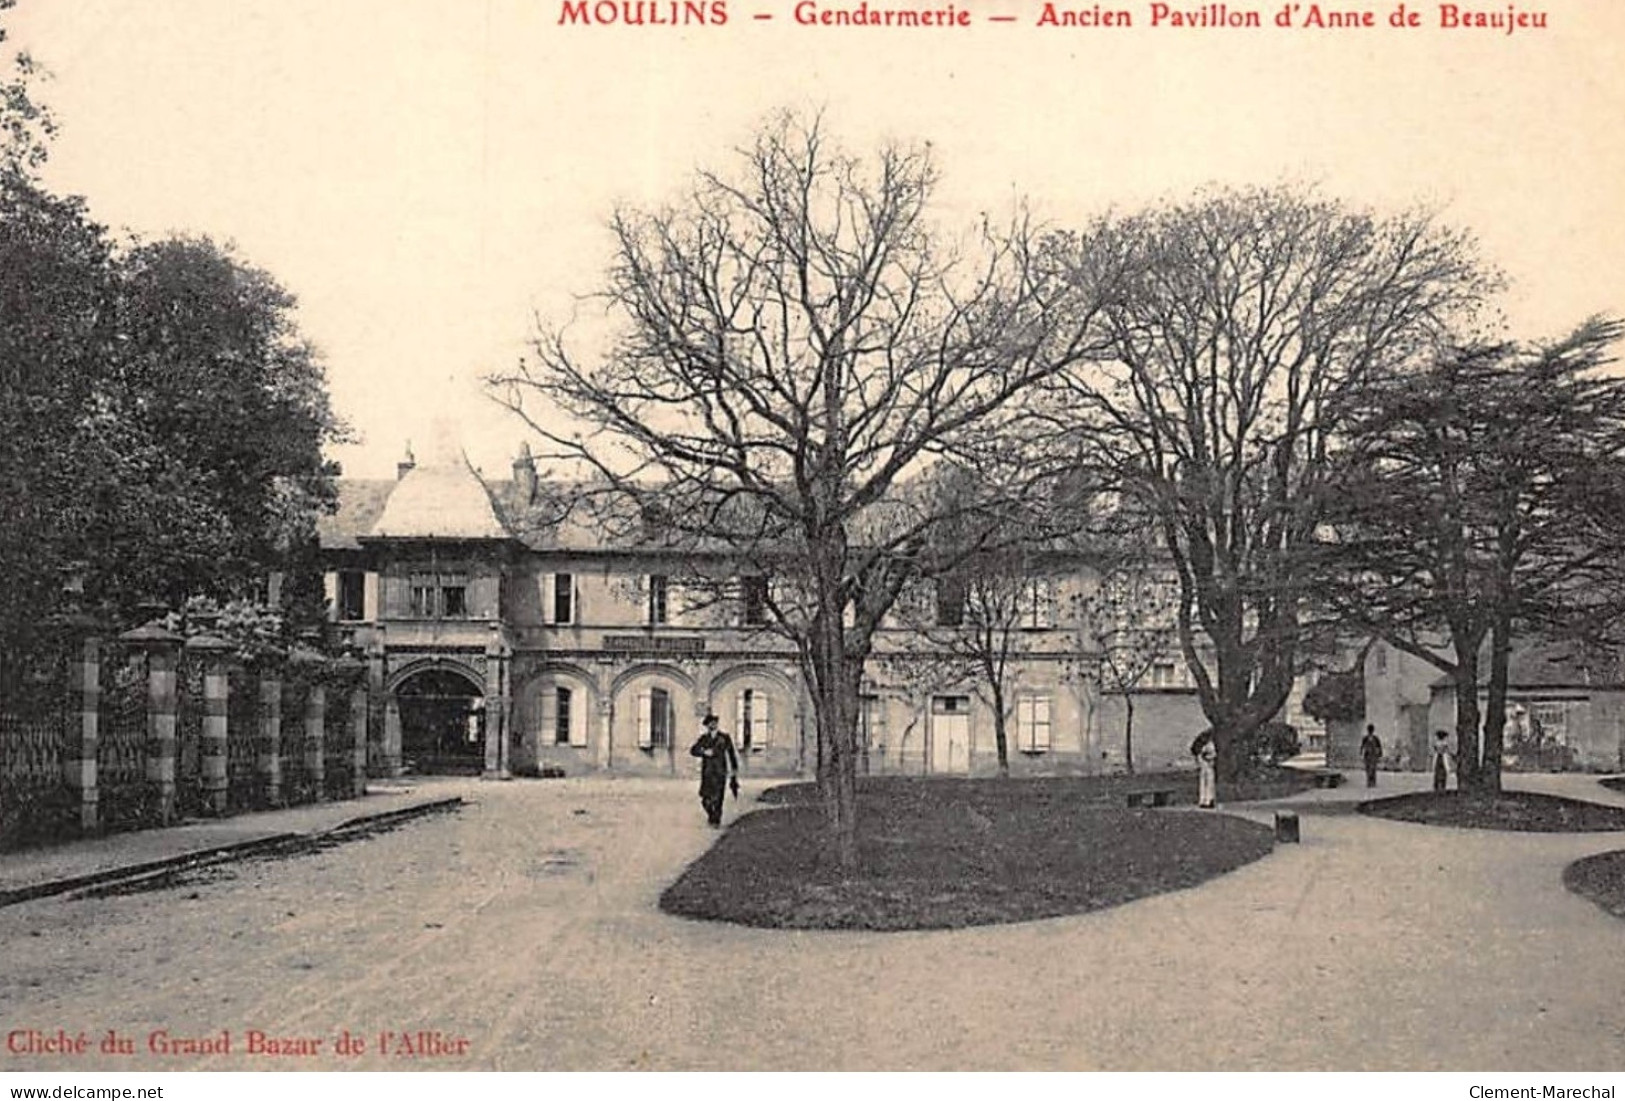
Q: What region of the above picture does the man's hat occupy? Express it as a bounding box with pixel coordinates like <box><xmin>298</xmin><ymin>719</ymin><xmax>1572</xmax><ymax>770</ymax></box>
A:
<box><xmin>703</xmin><ymin>712</ymin><xmax>719</xmax><ymax>724</ymax></box>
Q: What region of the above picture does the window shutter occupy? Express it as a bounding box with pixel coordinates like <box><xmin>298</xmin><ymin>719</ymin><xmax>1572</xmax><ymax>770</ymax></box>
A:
<box><xmin>1017</xmin><ymin>698</ymin><xmax>1032</xmax><ymax>752</ymax></box>
<box><xmin>323</xmin><ymin>572</ymin><xmax>338</xmax><ymax>621</ymax></box>
<box><xmin>1034</xmin><ymin>697</ymin><xmax>1052</xmax><ymax>751</ymax></box>
<box><xmin>540</xmin><ymin>686</ymin><xmax>557</xmax><ymax>746</ymax></box>
<box><xmin>759</xmin><ymin>694</ymin><xmax>773</xmax><ymax>748</ymax></box>
<box><xmin>572</xmin><ymin>575</ymin><xmax>583</xmax><ymax>625</ymax></box>
<box><xmin>636</xmin><ymin>690</ymin><xmax>653</xmax><ymax>749</ymax></box>
<box><xmin>569</xmin><ymin>688</ymin><xmax>589</xmax><ymax>747</ymax></box>
<box><xmin>736</xmin><ymin>692</ymin><xmax>747</xmax><ymax>744</ymax></box>
<box><xmin>541</xmin><ymin>574</ymin><xmax>556</xmax><ymax>626</ymax></box>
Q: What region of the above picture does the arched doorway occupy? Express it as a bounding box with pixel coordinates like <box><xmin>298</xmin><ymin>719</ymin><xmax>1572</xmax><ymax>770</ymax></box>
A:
<box><xmin>395</xmin><ymin>667</ymin><xmax>485</xmax><ymax>774</ymax></box>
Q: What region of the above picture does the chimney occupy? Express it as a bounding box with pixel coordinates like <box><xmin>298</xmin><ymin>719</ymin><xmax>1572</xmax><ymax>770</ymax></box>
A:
<box><xmin>397</xmin><ymin>442</ymin><xmax>416</xmax><ymax>481</ymax></box>
<box><xmin>512</xmin><ymin>443</ymin><xmax>538</xmax><ymax>505</ymax></box>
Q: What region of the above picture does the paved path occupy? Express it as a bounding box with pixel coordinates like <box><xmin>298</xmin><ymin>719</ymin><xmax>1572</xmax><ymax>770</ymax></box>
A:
<box><xmin>2</xmin><ymin>772</ymin><xmax>1624</xmax><ymax>1071</ymax></box>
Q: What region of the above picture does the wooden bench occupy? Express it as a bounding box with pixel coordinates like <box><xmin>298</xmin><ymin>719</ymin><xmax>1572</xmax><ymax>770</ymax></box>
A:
<box><xmin>1309</xmin><ymin>770</ymin><xmax>1344</xmax><ymax>789</ymax></box>
<box><xmin>1125</xmin><ymin>788</ymin><xmax>1177</xmax><ymax>808</ymax></box>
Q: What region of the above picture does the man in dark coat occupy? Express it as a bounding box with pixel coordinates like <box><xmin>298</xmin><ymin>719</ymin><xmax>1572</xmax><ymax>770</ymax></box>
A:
<box><xmin>1360</xmin><ymin>724</ymin><xmax>1383</xmax><ymax>788</ymax></box>
<box><xmin>689</xmin><ymin>713</ymin><xmax>739</xmax><ymax>827</ymax></box>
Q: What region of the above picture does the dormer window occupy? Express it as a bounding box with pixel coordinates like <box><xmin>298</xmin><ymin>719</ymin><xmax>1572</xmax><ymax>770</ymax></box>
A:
<box><xmin>740</xmin><ymin>575</ymin><xmax>769</xmax><ymax>626</ymax></box>
<box><xmin>935</xmin><ymin>575</ymin><xmax>967</xmax><ymax>627</ymax></box>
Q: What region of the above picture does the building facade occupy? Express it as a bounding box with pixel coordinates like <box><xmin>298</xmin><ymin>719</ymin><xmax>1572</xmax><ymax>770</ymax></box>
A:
<box><xmin>1348</xmin><ymin>637</ymin><xmax>1625</xmax><ymax>772</ymax></box>
<box><xmin>318</xmin><ymin>451</ymin><xmax>1225</xmax><ymax>780</ymax></box>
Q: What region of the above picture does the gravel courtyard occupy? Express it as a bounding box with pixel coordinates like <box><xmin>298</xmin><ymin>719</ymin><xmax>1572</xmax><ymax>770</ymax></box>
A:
<box><xmin>3</xmin><ymin>774</ymin><xmax>1624</xmax><ymax>1071</ymax></box>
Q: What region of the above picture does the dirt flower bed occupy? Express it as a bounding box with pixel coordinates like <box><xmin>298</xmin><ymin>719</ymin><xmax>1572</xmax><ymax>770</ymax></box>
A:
<box><xmin>1564</xmin><ymin>850</ymin><xmax>1625</xmax><ymax>919</ymax></box>
<box><xmin>1358</xmin><ymin>790</ymin><xmax>1625</xmax><ymax>832</ymax></box>
<box><xmin>756</xmin><ymin>767</ymin><xmax>1323</xmax><ymax>810</ymax></box>
<box><xmin>661</xmin><ymin>777</ymin><xmax>1276</xmax><ymax>931</ymax></box>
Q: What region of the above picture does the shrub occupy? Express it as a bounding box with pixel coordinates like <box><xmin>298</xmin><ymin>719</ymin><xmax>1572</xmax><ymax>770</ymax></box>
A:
<box><xmin>1302</xmin><ymin>671</ymin><xmax>1363</xmax><ymax>722</ymax></box>
<box><xmin>1233</xmin><ymin>721</ymin><xmax>1300</xmax><ymax>769</ymax></box>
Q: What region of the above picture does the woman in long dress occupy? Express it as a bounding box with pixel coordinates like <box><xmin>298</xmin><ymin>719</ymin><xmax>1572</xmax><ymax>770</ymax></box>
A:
<box><xmin>1193</xmin><ymin>731</ymin><xmax>1218</xmax><ymax>808</ymax></box>
<box><xmin>1431</xmin><ymin>729</ymin><xmax>1453</xmax><ymax>792</ymax></box>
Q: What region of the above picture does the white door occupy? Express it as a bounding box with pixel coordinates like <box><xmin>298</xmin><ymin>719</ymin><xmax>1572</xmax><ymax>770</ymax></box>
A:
<box><xmin>931</xmin><ymin>696</ymin><xmax>971</xmax><ymax>774</ymax></box>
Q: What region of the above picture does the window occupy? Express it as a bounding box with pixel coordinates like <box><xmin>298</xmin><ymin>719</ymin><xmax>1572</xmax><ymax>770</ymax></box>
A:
<box><xmin>648</xmin><ymin>575</ymin><xmax>669</xmax><ymax>626</ymax></box>
<box><xmin>737</xmin><ymin>687</ymin><xmax>773</xmax><ymax>752</ymax></box>
<box><xmin>637</xmin><ymin>686</ymin><xmax>674</xmax><ymax>749</ymax></box>
<box><xmin>741</xmin><ymin>575</ymin><xmax>768</xmax><ymax>626</ymax></box>
<box><xmin>337</xmin><ymin>571</ymin><xmax>365</xmax><ymax>621</ymax></box>
<box><xmin>1019</xmin><ymin>577</ymin><xmax>1056</xmax><ymax>630</ymax></box>
<box><xmin>540</xmin><ymin>681</ymin><xmax>589</xmax><ymax>748</ymax></box>
<box><xmin>409</xmin><ymin>575</ymin><xmax>436</xmax><ymax>617</ymax></box>
<box><xmin>1529</xmin><ymin>702</ymin><xmax>1573</xmax><ymax>745</ymax></box>
<box><xmin>554</xmin><ymin>686</ymin><xmax>573</xmax><ymax>746</ymax></box>
<box><xmin>1150</xmin><ymin>662</ymin><xmax>1178</xmax><ymax>688</ymax></box>
<box><xmin>935</xmin><ymin>575</ymin><xmax>967</xmax><ymax>627</ymax></box>
<box><xmin>408</xmin><ymin>573</ymin><xmax>468</xmax><ymax>618</ymax></box>
<box><xmin>543</xmin><ymin>573</ymin><xmax>578</xmax><ymax>625</ymax></box>
<box><xmin>1017</xmin><ymin>696</ymin><xmax>1052</xmax><ymax>753</ymax></box>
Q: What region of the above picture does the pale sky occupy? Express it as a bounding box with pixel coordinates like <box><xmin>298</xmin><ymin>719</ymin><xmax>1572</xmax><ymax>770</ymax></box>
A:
<box><xmin>10</xmin><ymin>0</ymin><xmax>1625</xmax><ymax>479</ymax></box>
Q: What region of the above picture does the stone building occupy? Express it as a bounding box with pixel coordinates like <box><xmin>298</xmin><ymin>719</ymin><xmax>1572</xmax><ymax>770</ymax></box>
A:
<box><xmin>317</xmin><ymin>450</ymin><xmax>1220</xmax><ymax>780</ymax></box>
<box><xmin>1348</xmin><ymin>637</ymin><xmax>1625</xmax><ymax>772</ymax></box>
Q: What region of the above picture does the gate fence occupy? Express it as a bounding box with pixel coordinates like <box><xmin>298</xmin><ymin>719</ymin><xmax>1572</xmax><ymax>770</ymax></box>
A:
<box><xmin>1</xmin><ymin>627</ymin><xmax>369</xmax><ymax>850</ymax></box>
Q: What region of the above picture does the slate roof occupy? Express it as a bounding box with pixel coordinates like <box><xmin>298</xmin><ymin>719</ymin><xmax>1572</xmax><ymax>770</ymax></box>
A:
<box><xmin>316</xmin><ymin>480</ymin><xmax>396</xmax><ymax>551</ymax></box>
<box><xmin>1428</xmin><ymin>639</ymin><xmax>1625</xmax><ymax>691</ymax></box>
<box><xmin>319</xmin><ymin>455</ymin><xmax>1107</xmax><ymax>559</ymax></box>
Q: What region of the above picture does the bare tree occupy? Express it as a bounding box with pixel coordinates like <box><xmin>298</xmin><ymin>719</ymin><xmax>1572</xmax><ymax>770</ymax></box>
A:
<box><xmin>489</xmin><ymin>112</ymin><xmax>1102</xmax><ymax>867</ymax></box>
<box><xmin>1075</xmin><ymin>546</ymin><xmax>1180</xmax><ymax>776</ymax></box>
<box><xmin>1046</xmin><ymin>186</ymin><xmax>1493</xmax><ymax>779</ymax></box>
<box><xmin>880</xmin><ymin>545</ymin><xmax>1060</xmax><ymax>777</ymax></box>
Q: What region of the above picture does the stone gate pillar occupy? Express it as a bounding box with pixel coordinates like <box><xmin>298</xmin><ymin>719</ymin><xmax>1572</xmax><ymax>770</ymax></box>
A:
<box><xmin>305</xmin><ymin>680</ymin><xmax>327</xmax><ymax>801</ymax></box>
<box><xmin>259</xmin><ymin>664</ymin><xmax>283</xmax><ymax>806</ymax></box>
<box><xmin>333</xmin><ymin>651</ymin><xmax>368</xmax><ymax>799</ymax></box>
<box><xmin>186</xmin><ymin>633</ymin><xmax>232</xmax><ymax>817</ymax></box>
<box><xmin>123</xmin><ymin>622</ymin><xmax>183</xmax><ymax>825</ymax></box>
<box><xmin>66</xmin><ymin>634</ymin><xmax>101</xmax><ymax>833</ymax></box>
<box><xmin>289</xmin><ymin>643</ymin><xmax>325</xmax><ymax>803</ymax></box>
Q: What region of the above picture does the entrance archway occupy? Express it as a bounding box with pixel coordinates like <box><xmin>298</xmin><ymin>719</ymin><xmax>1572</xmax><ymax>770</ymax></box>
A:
<box><xmin>395</xmin><ymin>667</ymin><xmax>485</xmax><ymax>774</ymax></box>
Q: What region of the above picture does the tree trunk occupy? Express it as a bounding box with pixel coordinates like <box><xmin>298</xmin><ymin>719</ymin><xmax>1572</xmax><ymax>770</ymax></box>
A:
<box><xmin>809</xmin><ymin>542</ymin><xmax>863</xmax><ymax>873</ymax></box>
<box><xmin>1479</xmin><ymin>616</ymin><xmax>1511</xmax><ymax>793</ymax></box>
<box><xmin>990</xmin><ymin>680</ymin><xmax>1009</xmax><ymax>778</ymax></box>
<box><xmin>811</xmin><ymin>647</ymin><xmax>862</xmax><ymax>872</ymax></box>
<box><xmin>1451</xmin><ymin>642</ymin><xmax>1482</xmax><ymax>792</ymax></box>
<box><xmin>1122</xmin><ymin>689</ymin><xmax>1136</xmax><ymax>776</ymax></box>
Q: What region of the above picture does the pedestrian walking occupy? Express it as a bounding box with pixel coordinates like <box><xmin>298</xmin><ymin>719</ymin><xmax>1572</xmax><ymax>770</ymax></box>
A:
<box><xmin>1431</xmin><ymin>729</ymin><xmax>1453</xmax><ymax>792</ymax></box>
<box><xmin>1360</xmin><ymin>724</ymin><xmax>1383</xmax><ymax>788</ymax></box>
<box><xmin>1191</xmin><ymin>729</ymin><xmax>1217</xmax><ymax>808</ymax></box>
<box><xmin>689</xmin><ymin>712</ymin><xmax>739</xmax><ymax>827</ymax></box>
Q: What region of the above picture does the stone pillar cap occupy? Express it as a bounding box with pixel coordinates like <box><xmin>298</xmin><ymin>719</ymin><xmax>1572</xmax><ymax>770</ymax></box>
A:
<box><xmin>184</xmin><ymin>633</ymin><xmax>233</xmax><ymax>654</ymax></box>
<box><xmin>119</xmin><ymin>622</ymin><xmax>185</xmax><ymax>647</ymax></box>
